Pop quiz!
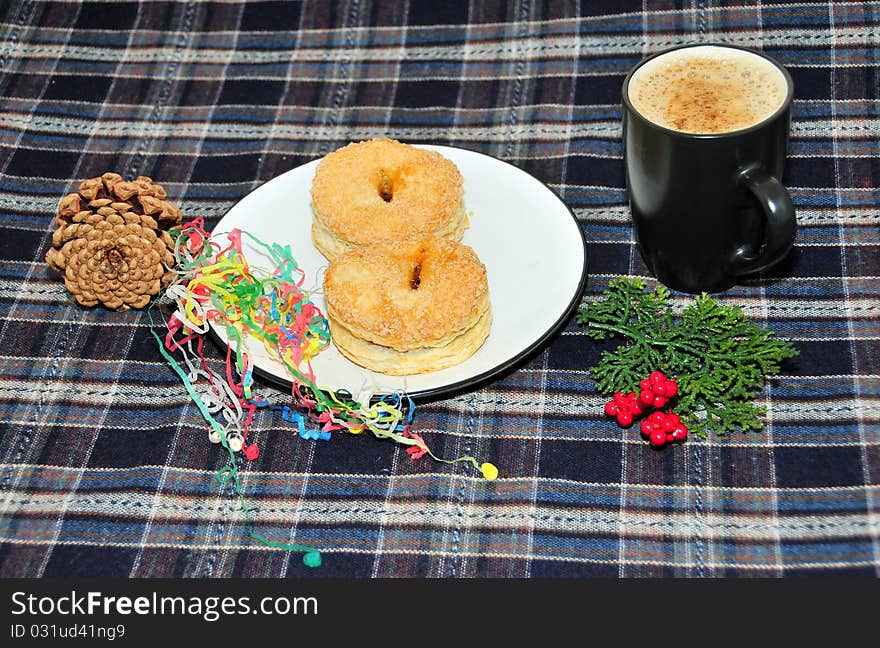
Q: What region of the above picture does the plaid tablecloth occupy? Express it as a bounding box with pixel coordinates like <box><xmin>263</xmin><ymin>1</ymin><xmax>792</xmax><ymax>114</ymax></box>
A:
<box><xmin>0</xmin><ymin>1</ymin><xmax>878</xmax><ymax>578</ymax></box>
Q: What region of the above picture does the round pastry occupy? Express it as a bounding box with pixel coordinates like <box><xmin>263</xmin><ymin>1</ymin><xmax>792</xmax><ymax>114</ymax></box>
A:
<box><xmin>310</xmin><ymin>138</ymin><xmax>468</xmax><ymax>261</ymax></box>
<box><xmin>324</xmin><ymin>236</ymin><xmax>491</xmax><ymax>375</ymax></box>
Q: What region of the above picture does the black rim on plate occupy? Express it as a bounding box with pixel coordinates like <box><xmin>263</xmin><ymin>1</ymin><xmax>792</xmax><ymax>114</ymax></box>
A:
<box><xmin>207</xmin><ymin>144</ymin><xmax>590</xmax><ymax>403</ymax></box>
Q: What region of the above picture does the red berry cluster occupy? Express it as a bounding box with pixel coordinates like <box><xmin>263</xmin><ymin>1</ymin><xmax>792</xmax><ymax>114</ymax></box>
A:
<box><xmin>603</xmin><ymin>371</ymin><xmax>687</xmax><ymax>448</ymax></box>
<box><xmin>640</xmin><ymin>411</ymin><xmax>688</xmax><ymax>447</ymax></box>
<box><xmin>604</xmin><ymin>391</ymin><xmax>643</xmax><ymax>427</ymax></box>
<box><xmin>638</xmin><ymin>371</ymin><xmax>678</xmax><ymax>408</ymax></box>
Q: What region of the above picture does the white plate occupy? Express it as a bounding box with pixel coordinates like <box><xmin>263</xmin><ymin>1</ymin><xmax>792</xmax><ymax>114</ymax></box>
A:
<box><xmin>210</xmin><ymin>145</ymin><xmax>588</xmax><ymax>401</ymax></box>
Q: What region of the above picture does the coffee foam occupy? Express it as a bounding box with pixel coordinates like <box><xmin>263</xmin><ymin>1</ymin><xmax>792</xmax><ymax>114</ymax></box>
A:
<box><xmin>627</xmin><ymin>46</ymin><xmax>788</xmax><ymax>134</ymax></box>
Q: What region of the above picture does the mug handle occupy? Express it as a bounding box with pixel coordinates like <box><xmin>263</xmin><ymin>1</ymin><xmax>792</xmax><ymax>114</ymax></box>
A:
<box><xmin>729</xmin><ymin>164</ymin><xmax>797</xmax><ymax>276</ymax></box>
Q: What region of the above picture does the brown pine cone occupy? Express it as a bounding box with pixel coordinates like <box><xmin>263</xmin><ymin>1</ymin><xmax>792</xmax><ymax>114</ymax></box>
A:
<box><xmin>46</xmin><ymin>211</ymin><xmax>175</xmax><ymax>311</ymax></box>
<box><xmin>56</xmin><ymin>172</ymin><xmax>182</xmax><ymax>230</ymax></box>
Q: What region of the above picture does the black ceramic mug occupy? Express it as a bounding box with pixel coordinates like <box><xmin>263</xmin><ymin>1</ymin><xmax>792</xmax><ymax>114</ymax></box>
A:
<box><xmin>622</xmin><ymin>43</ymin><xmax>797</xmax><ymax>294</ymax></box>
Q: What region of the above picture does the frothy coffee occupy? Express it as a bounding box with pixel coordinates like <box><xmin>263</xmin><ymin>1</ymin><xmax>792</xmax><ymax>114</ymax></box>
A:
<box><xmin>627</xmin><ymin>46</ymin><xmax>788</xmax><ymax>134</ymax></box>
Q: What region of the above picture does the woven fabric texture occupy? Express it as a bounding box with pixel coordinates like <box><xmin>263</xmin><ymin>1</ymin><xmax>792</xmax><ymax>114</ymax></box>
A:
<box><xmin>0</xmin><ymin>0</ymin><xmax>878</xmax><ymax>577</ymax></box>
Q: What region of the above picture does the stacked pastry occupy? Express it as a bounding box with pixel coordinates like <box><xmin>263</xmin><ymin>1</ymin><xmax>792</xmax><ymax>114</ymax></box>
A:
<box><xmin>310</xmin><ymin>138</ymin><xmax>469</xmax><ymax>260</ymax></box>
<box><xmin>310</xmin><ymin>138</ymin><xmax>491</xmax><ymax>375</ymax></box>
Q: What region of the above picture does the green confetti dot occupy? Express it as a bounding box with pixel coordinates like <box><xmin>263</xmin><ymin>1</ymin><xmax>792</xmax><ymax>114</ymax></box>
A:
<box><xmin>303</xmin><ymin>551</ymin><xmax>322</xmax><ymax>568</ymax></box>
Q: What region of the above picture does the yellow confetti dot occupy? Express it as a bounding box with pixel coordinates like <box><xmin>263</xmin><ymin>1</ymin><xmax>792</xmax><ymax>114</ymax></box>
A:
<box><xmin>481</xmin><ymin>462</ymin><xmax>499</xmax><ymax>481</ymax></box>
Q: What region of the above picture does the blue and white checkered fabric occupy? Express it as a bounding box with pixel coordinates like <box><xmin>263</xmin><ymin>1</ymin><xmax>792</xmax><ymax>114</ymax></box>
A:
<box><xmin>0</xmin><ymin>1</ymin><xmax>878</xmax><ymax>577</ymax></box>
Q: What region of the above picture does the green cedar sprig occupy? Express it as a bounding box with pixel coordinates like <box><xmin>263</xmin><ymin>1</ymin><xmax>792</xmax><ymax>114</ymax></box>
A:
<box><xmin>576</xmin><ymin>277</ymin><xmax>799</xmax><ymax>437</ymax></box>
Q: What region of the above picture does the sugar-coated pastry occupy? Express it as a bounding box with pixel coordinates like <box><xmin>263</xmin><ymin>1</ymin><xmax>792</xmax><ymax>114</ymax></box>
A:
<box><xmin>323</xmin><ymin>237</ymin><xmax>491</xmax><ymax>375</ymax></box>
<box><xmin>310</xmin><ymin>138</ymin><xmax>468</xmax><ymax>261</ymax></box>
